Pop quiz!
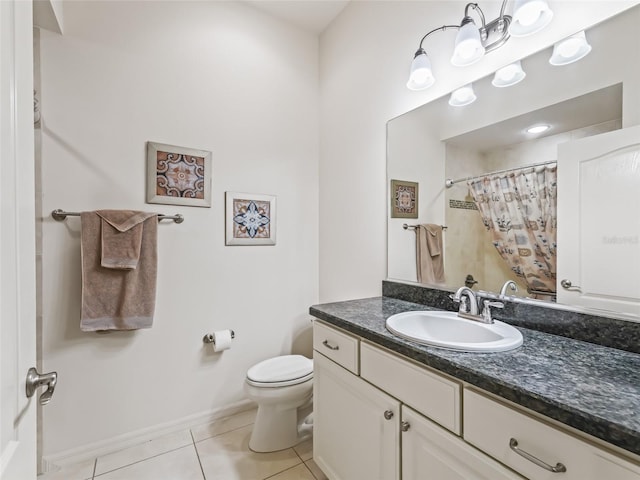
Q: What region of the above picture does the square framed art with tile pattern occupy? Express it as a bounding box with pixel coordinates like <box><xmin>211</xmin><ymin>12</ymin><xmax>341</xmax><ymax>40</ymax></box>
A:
<box><xmin>146</xmin><ymin>141</ymin><xmax>212</xmax><ymax>207</ymax></box>
<box><xmin>390</xmin><ymin>179</ymin><xmax>419</xmax><ymax>218</ymax></box>
<box><xmin>225</xmin><ymin>192</ymin><xmax>276</xmax><ymax>246</ymax></box>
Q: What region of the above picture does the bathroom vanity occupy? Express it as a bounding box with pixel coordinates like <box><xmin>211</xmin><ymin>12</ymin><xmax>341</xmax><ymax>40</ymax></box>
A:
<box><xmin>310</xmin><ymin>293</ymin><xmax>640</xmax><ymax>480</ymax></box>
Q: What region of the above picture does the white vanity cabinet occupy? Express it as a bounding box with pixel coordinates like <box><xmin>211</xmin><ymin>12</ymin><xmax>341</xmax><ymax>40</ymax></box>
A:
<box><xmin>464</xmin><ymin>388</ymin><xmax>640</xmax><ymax>480</ymax></box>
<box><xmin>401</xmin><ymin>405</ymin><xmax>524</xmax><ymax>480</ymax></box>
<box><xmin>314</xmin><ymin>352</ymin><xmax>400</xmax><ymax>480</ymax></box>
<box><xmin>313</xmin><ymin>320</ymin><xmax>640</xmax><ymax>480</ymax></box>
<box><xmin>313</xmin><ymin>320</ymin><xmax>521</xmax><ymax>480</ymax></box>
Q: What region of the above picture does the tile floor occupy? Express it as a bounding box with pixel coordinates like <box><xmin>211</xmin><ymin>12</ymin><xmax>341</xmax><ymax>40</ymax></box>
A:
<box><xmin>39</xmin><ymin>409</ymin><xmax>327</xmax><ymax>480</ymax></box>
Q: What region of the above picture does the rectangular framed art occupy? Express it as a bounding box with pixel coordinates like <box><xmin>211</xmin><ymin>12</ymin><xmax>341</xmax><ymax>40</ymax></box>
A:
<box><xmin>390</xmin><ymin>179</ymin><xmax>419</xmax><ymax>218</ymax></box>
<box><xmin>146</xmin><ymin>141</ymin><xmax>212</xmax><ymax>207</ymax></box>
<box><xmin>225</xmin><ymin>192</ymin><xmax>277</xmax><ymax>246</ymax></box>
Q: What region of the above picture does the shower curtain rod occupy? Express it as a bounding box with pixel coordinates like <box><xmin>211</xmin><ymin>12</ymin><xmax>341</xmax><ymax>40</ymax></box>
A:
<box><xmin>444</xmin><ymin>160</ymin><xmax>557</xmax><ymax>189</ymax></box>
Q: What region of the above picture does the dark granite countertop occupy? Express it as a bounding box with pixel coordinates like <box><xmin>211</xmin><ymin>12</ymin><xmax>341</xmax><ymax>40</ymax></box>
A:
<box><xmin>309</xmin><ymin>296</ymin><xmax>640</xmax><ymax>458</ymax></box>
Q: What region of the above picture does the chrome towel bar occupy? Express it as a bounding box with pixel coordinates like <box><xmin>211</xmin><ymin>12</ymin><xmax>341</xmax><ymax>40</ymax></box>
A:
<box><xmin>403</xmin><ymin>223</ymin><xmax>447</xmax><ymax>230</ymax></box>
<box><xmin>52</xmin><ymin>209</ymin><xmax>184</xmax><ymax>224</ymax></box>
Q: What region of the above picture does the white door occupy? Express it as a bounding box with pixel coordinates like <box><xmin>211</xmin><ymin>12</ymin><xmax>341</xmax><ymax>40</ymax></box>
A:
<box><xmin>401</xmin><ymin>405</ymin><xmax>524</xmax><ymax>480</ymax></box>
<box><xmin>557</xmin><ymin>125</ymin><xmax>640</xmax><ymax>316</ymax></box>
<box><xmin>313</xmin><ymin>352</ymin><xmax>400</xmax><ymax>480</ymax></box>
<box><xmin>0</xmin><ymin>1</ymin><xmax>37</xmax><ymax>478</ymax></box>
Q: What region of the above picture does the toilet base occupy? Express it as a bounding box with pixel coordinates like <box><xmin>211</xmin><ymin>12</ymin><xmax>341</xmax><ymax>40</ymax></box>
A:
<box><xmin>249</xmin><ymin>399</ymin><xmax>313</xmax><ymax>453</ymax></box>
<box><xmin>249</xmin><ymin>405</ymin><xmax>313</xmax><ymax>453</ymax></box>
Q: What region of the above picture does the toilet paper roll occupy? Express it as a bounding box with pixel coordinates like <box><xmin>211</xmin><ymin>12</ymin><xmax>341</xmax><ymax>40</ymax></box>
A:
<box><xmin>212</xmin><ymin>329</ymin><xmax>233</xmax><ymax>352</ymax></box>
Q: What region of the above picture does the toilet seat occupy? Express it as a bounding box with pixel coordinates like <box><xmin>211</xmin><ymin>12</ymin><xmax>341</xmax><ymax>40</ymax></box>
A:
<box><xmin>246</xmin><ymin>355</ymin><xmax>313</xmax><ymax>387</ymax></box>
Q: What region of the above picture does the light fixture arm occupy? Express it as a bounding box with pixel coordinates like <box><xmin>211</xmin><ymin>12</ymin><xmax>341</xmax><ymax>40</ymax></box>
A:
<box><xmin>463</xmin><ymin>3</ymin><xmax>487</xmax><ymax>40</ymax></box>
<box><xmin>417</xmin><ymin>24</ymin><xmax>460</xmax><ymax>50</ymax></box>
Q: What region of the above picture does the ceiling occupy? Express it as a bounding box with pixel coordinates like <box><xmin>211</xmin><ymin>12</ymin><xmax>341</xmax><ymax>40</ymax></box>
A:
<box><xmin>444</xmin><ymin>84</ymin><xmax>623</xmax><ymax>152</ymax></box>
<box><xmin>244</xmin><ymin>0</ymin><xmax>350</xmax><ymax>34</ymax></box>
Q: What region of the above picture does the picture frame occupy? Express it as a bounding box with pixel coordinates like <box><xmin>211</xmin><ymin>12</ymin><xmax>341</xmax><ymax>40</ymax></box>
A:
<box><xmin>390</xmin><ymin>179</ymin><xmax>419</xmax><ymax>218</ymax></box>
<box><xmin>146</xmin><ymin>141</ymin><xmax>212</xmax><ymax>207</ymax></box>
<box><xmin>225</xmin><ymin>192</ymin><xmax>277</xmax><ymax>246</ymax></box>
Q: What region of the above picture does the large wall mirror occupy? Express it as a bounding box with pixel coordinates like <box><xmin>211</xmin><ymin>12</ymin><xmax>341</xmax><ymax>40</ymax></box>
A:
<box><xmin>387</xmin><ymin>5</ymin><xmax>640</xmax><ymax>319</ymax></box>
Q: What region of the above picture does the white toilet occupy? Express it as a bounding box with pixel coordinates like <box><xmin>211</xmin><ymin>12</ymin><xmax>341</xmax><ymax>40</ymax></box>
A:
<box><xmin>244</xmin><ymin>354</ymin><xmax>313</xmax><ymax>453</ymax></box>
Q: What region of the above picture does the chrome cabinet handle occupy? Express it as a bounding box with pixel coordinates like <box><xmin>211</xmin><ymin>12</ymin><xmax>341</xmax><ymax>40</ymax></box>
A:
<box><xmin>322</xmin><ymin>340</ymin><xmax>339</xmax><ymax>351</ymax></box>
<box><xmin>401</xmin><ymin>421</ymin><xmax>410</xmax><ymax>432</ymax></box>
<box><xmin>383</xmin><ymin>410</ymin><xmax>394</xmax><ymax>420</ymax></box>
<box><xmin>509</xmin><ymin>438</ymin><xmax>567</xmax><ymax>473</ymax></box>
<box><xmin>26</xmin><ymin>367</ymin><xmax>58</xmax><ymax>405</ymax></box>
<box><xmin>560</xmin><ymin>279</ymin><xmax>580</xmax><ymax>290</ymax></box>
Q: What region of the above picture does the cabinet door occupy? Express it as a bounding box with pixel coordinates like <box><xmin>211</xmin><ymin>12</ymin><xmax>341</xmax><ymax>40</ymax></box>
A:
<box><xmin>313</xmin><ymin>352</ymin><xmax>400</xmax><ymax>480</ymax></box>
<box><xmin>402</xmin><ymin>406</ymin><xmax>524</xmax><ymax>480</ymax></box>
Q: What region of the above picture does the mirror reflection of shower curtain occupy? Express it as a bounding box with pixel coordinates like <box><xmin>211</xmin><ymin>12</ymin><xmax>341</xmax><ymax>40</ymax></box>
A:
<box><xmin>467</xmin><ymin>164</ymin><xmax>557</xmax><ymax>298</ymax></box>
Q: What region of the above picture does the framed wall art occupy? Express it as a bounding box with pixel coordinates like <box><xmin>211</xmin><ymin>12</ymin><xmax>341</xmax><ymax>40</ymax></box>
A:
<box><xmin>390</xmin><ymin>179</ymin><xmax>419</xmax><ymax>218</ymax></box>
<box><xmin>146</xmin><ymin>141</ymin><xmax>212</xmax><ymax>207</ymax></box>
<box><xmin>225</xmin><ymin>192</ymin><xmax>276</xmax><ymax>246</ymax></box>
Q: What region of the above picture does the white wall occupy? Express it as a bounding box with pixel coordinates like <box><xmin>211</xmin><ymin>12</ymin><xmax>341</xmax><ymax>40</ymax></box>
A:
<box><xmin>39</xmin><ymin>1</ymin><xmax>319</xmax><ymax>461</ymax></box>
<box><xmin>319</xmin><ymin>0</ymin><xmax>639</xmax><ymax>302</ymax></box>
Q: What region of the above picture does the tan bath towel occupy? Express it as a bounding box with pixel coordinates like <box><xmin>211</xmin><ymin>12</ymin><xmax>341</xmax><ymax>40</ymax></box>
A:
<box><xmin>416</xmin><ymin>224</ymin><xmax>445</xmax><ymax>285</ymax></box>
<box><xmin>80</xmin><ymin>210</ymin><xmax>158</xmax><ymax>331</ymax></box>
<box><xmin>97</xmin><ymin>210</ymin><xmax>157</xmax><ymax>269</ymax></box>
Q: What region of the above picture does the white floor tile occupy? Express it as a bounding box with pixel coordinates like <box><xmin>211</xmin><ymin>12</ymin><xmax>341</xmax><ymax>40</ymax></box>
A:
<box><xmin>265</xmin><ymin>463</ymin><xmax>316</xmax><ymax>480</ymax></box>
<box><xmin>191</xmin><ymin>408</ymin><xmax>257</xmax><ymax>443</ymax></box>
<box><xmin>95</xmin><ymin>445</ymin><xmax>203</xmax><ymax>480</ymax></box>
<box><xmin>38</xmin><ymin>458</ymin><xmax>95</xmax><ymax>480</ymax></box>
<box><xmin>95</xmin><ymin>428</ymin><xmax>193</xmax><ymax>475</ymax></box>
<box><xmin>196</xmin><ymin>424</ymin><xmax>302</xmax><ymax>480</ymax></box>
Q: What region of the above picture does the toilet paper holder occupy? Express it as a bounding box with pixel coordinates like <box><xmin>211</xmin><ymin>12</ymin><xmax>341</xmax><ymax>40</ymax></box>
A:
<box><xmin>203</xmin><ymin>331</ymin><xmax>235</xmax><ymax>344</ymax></box>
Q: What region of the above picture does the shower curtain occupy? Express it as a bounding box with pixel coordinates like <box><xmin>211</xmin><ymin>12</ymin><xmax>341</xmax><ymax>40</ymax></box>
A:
<box><xmin>467</xmin><ymin>163</ymin><xmax>557</xmax><ymax>297</ymax></box>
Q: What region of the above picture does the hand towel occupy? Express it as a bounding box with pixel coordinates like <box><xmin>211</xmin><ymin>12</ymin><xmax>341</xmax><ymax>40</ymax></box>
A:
<box><xmin>97</xmin><ymin>210</ymin><xmax>158</xmax><ymax>269</ymax></box>
<box><xmin>416</xmin><ymin>224</ymin><xmax>445</xmax><ymax>285</ymax></box>
<box><xmin>80</xmin><ymin>211</ymin><xmax>158</xmax><ymax>331</ymax></box>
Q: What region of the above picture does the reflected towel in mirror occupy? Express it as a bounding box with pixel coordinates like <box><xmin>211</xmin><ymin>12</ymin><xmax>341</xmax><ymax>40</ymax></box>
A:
<box><xmin>416</xmin><ymin>224</ymin><xmax>445</xmax><ymax>284</ymax></box>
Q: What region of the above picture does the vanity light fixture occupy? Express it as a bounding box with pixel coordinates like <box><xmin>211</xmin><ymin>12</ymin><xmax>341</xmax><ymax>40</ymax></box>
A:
<box><xmin>492</xmin><ymin>60</ymin><xmax>526</xmax><ymax>87</ymax></box>
<box><xmin>449</xmin><ymin>84</ymin><xmax>477</xmax><ymax>107</ymax></box>
<box><xmin>407</xmin><ymin>0</ymin><xmax>553</xmax><ymax>91</ymax></box>
<box><xmin>509</xmin><ymin>0</ymin><xmax>554</xmax><ymax>37</ymax></box>
<box><xmin>549</xmin><ymin>31</ymin><xmax>592</xmax><ymax>66</ymax></box>
<box><xmin>526</xmin><ymin>124</ymin><xmax>551</xmax><ymax>134</ymax></box>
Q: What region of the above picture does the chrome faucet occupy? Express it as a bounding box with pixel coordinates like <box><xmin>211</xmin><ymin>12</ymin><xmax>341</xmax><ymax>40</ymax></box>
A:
<box><xmin>451</xmin><ymin>286</ymin><xmax>479</xmax><ymax>315</ymax></box>
<box><xmin>452</xmin><ymin>286</ymin><xmax>505</xmax><ymax>324</ymax></box>
<box><xmin>500</xmin><ymin>280</ymin><xmax>518</xmax><ymax>297</ymax></box>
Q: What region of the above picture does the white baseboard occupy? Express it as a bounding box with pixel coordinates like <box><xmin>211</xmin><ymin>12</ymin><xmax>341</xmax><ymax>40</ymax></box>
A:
<box><xmin>41</xmin><ymin>399</ymin><xmax>256</xmax><ymax>473</ymax></box>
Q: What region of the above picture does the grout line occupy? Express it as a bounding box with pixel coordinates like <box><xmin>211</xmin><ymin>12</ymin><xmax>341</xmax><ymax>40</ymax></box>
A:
<box><xmin>191</xmin><ymin>430</ymin><xmax>207</xmax><ymax>480</ymax></box>
<box><xmin>92</xmin><ymin>444</ymin><xmax>192</xmax><ymax>478</ymax></box>
<box><xmin>262</xmin><ymin>460</ymin><xmax>304</xmax><ymax>480</ymax></box>
<box><xmin>91</xmin><ymin>458</ymin><xmax>97</xmax><ymax>480</ymax></box>
<box><xmin>192</xmin><ymin>422</ymin><xmax>255</xmax><ymax>444</ymax></box>
<box><xmin>303</xmin><ymin>461</ymin><xmax>320</xmax><ymax>480</ymax></box>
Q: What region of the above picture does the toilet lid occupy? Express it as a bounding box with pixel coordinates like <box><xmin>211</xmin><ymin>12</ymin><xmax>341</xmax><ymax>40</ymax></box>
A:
<box><xmin>247</xmin><ymin>355</ymin><xmax>313</xmax><ymax>387</ymax></box>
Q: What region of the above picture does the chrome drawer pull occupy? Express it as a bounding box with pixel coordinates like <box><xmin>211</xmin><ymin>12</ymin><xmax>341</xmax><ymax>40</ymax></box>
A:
<box><xmin>509</xmin><ymin>438</ymin><xmax>567</xmax><ymax>473</ymax></box>
<box><xmin>322</xmin><ymin>340</ymin><xmax>339</xmax><ymax>351</ymax></box>
<box><xmin>383</xmin><ymin>410</ymin><xmax>394</xmax><ymax>420</ymax></box>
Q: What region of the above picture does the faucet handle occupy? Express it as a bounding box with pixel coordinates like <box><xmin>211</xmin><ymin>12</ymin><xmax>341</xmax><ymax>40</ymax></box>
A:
<box><xmin>483</xmin><ymin>300</ymin><xmax>504</xmax><ymax>309</ymax></box>
<box><xmin>481</xmin><ymin>300</ymin><xmax>504</xmax><ymax>324</ymax></box>
<box><xmin>451</xmin><ymin>295</ymin><xmax>469</xmax><ymax>313</ymax></box>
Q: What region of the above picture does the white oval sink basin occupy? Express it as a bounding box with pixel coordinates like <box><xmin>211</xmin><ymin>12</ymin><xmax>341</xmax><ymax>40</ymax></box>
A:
<box><xmin>386</xmin><ymin>311</ymin><xmax>523</xmax><ymax>352</ymax></box>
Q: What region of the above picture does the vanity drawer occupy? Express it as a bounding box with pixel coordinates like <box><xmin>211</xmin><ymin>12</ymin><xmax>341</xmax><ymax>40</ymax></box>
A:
<box><xmin>464</xmin><ymin>388</ymin><xmax>640</xmax><ymax>480</ymax></box>
<box><xmin>313</xmin><ymin>321</ymin><xmax>359</xmax><ymax>374</ymax></box>
<box><xmin>360</xmin><ymin>341</ymin><xmax>461</xmax><ymax>435</ymax></box>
